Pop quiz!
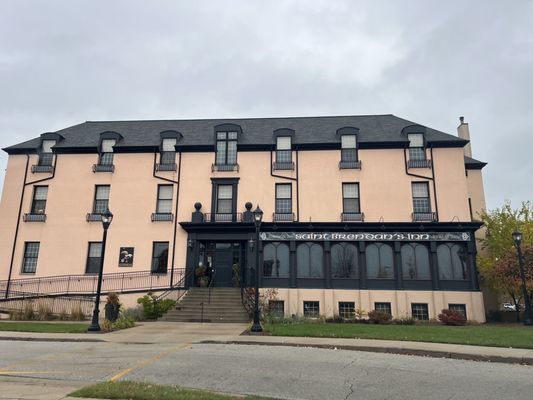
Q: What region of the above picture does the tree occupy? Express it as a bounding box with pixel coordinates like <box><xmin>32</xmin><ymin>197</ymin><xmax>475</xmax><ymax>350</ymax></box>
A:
<box><xmin>478</xmin><ymin>201</ymin><xmax>533</xmax><ymax>320</ymax></box>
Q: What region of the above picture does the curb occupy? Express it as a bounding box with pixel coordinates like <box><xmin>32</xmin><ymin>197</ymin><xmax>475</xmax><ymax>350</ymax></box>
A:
<box><xmin>199</xmin><ymin>340</ymin><xmax>533</xmax><ymax>366</ymax></box>
<box><xmin>0</xmin><ymin>336</ymin><xmax>106</xmax><ymax>343</ymax></box>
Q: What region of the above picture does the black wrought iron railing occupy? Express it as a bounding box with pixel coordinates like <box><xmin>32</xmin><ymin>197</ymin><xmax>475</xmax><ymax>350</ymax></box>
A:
<box><xmin>341</xmin><ymin>212</ymin><xmax>364</xmax><ymax>222</ymax></box>
<box><xmin>203</xmin><ymin>213</ymin><xmax>242</xmax><ymax>223</ymax></box>
<box><xmin>339</xmin><ymin>160</ymin><xmax>362</xmax><ymax>169</ymax></box>
<box><xmin>272</xmin><ymin>161</ymin><xmax>295</xmax><ymax>171</ymax></box>
<box><xmin>92</xmin><ymin>164</ymin><xmax>115</xmax><ymax>173</ymax></box>
<box><xmin>151</xmin><ymin>213</ymin><xmax>174</xmax><ymax>222</ymax></box>
<box><xmin>0</xmin><ymin>268</ymin><xmax>186</xmax><ymax>300</ymax></box>
<box><xmin>31</xmin><ymin>165</ymin><xmax>54</xmax><ymax>173</ymax></box>
<box><xmin>156</xmin><ymin>163</ymin><xmax>177</xmax><ymax>172</ymax></box>
<box><xmin>0</xmin><ymin>294</ymin><xmax>94</xmax><ymax>318</ymax></box>
<box><xmin>23</xmin><ymin>213</ymin><xmax>47</xmax><ymax>222</ymax></box>
<box><xmin>408</xmin><ymin>159</ymin><xmax>432</xmax><ymax>169</ymax></box>
<box><xmin>412</xmin><ymin>212</ymin><xmax>437</xmax><ymax>222</ymax></box>
<box><xmin>273</xmin><ymin>212</ymin><xmax>295</xmax><ymax>222</ymax></box>
<box><xmin>211</xmin><ymin>163</ymin><xmax>239</xmax><ymax>172</ymax></box>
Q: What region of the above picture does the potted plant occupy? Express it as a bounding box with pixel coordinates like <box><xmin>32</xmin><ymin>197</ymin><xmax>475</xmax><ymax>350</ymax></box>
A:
<box><xmin>195</xmin><ymin>264</ymin><xmax>208</xmax><ymax>287</ymax></box>
<box><xmin>104</xmin><ymin>292</ymin><xmax>120</xmax><ymax>322</ymax></box>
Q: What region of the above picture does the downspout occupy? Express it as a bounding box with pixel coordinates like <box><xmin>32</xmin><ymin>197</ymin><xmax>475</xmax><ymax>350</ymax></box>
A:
<box><xmin>5</xmin><ymin>153</ymin><xmax>58</xmax><ymax>298</ymax></box>
<box><xmin>403</xmin><ymin>147</ymin><xmax>439</xmax><ymax>221</ymax></box>
<box><xmin>152</xmin><ymin>152</ymin><xmax>181</xmax><ymax>288</ymax></box>
<box><xmin>270</xmin><ymin>149</ymin><xmax>299</xmax><ymax>222</ymax></box>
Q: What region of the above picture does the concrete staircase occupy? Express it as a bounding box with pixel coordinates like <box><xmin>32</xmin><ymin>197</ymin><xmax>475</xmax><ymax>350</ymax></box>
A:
<box><xmin>161</xmin><ymin>287</ymin><xmax>250</xmax><ymax>323</ymax></box>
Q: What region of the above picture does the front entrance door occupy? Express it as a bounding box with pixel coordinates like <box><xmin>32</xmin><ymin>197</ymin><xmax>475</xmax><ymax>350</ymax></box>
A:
<box><xmin>214</xmin><ymin>243</ymin><xmax>234</xmax><ymax>287</ymax></box>
<box><xmin>199</xmin><ymin>242</ymin><xmax>245</xmax><ymax>287</ymax></box>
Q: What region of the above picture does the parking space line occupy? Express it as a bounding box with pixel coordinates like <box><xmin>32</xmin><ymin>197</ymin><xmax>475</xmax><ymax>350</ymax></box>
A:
<box><xmin>108</xmin><ymin>343</ymin><xmax>191</xmax><ymax>382</ymax></box>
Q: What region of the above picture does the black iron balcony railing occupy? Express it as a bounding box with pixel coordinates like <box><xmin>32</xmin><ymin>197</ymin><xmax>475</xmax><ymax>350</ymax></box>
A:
<box><xmin>203</xmin><ymin>213</ymin><xmax>242</xmax><ymax>223</ymax></box>
<box><xmin>0</xmin><ymin>268</ymin><xmax>186</xmax><ymax>300</ymax></box>
<box><xmin>23</xmin><ymin>213</ymin><xmax>46</xmax><ymax>222</ymax></box>
<box><xmin>273</xmin><ymin>161</ymin><xmax>295</xmax><ymax>171</ymax></box>
<box><xmin>412</xmin><ymin>212</ymin><xmax>437</xmax><ymax>222</ymax></box>
<box><xmin>151</xmin><ymin>212</ymin><xmax>174</xmax><ymax>222</ymax></box>
<box><xmin>341</xmin><ymin>212</ymin><xmax>364</xmax><ymax>222</ymax></box>
<box><xmin>273</xmin><ymin>212</ymin><xmax>295</xmax><ymax>222</ymax></box>
<box><xmin>92</xmin><ymin>163</ymin><xmax>115</xmax><ymax>173</ymax></box>
<box><xmin>156</xmin><ymin>163</ymin><xmax>177</xmax><ymax>172</ymax></box>
<box><xmin>31</xmin><ymin>165</ymin><xmax>54</xmax><ymax>173</ymax></box>
<box><xmin>408</xmin><ymin>159</ymin><xmax>432</xmax><ymax>169</ymax></box>
<box><xmin>339</xmin><ymin>160</ymin><xmax>362</xmax><ymax>169</ymax></box>
<box><xmin>211</xmin><ymin>163</ymin><xmax>239</xmax><ymax>172</ymax></box>
<box><xmin>86</xmin><ymin>213</ymin><xmax>103</xmax><ymax>222</ymax></box>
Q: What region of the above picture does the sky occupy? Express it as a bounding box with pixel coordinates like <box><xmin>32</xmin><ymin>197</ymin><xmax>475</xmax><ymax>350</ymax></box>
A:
<box><xmin>0</xmin><ymin>0</ymin><xmax>532</xmax><ymax>210</ymax></box>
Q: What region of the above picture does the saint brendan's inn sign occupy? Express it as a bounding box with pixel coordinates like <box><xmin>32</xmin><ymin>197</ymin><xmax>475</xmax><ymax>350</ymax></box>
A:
<box><xmin>259</xmin><ymin>232</ymin><xmax>471</xmax><ymax>242</ymax></box>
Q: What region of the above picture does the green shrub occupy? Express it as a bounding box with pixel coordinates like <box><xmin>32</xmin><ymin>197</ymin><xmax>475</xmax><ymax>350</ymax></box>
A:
<box><xmin>368</xmin><ymin>310</ymin><xmax>392</xmax><ymax>324</ymax></box>
<box><xmin>137</xmin><ymin>293</ymin><xmax>176</xmax><ymax>319</ymax></box>
<box><xmin>102</xmin><ymin>315</ymin><xmax>136</xmax><ymax>332</ymax></box>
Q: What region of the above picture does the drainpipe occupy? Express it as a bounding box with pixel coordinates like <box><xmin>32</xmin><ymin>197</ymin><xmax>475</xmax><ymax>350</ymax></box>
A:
<box><xmin>152</xmin><ymin>152</ymin><xmax>181</xmax><ymax>288</ymax></box>
<box><xmin>270</xmin><ymin>149</ymin><xmax>299</xmax><ymax>222</ymax></box>
<box><xmin>5</xmin><ymin>153</ymin><xmax>58</xmax><ymax>298</ymax></box>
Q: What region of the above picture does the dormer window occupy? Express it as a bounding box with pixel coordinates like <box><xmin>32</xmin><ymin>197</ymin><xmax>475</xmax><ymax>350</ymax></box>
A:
<box><xmin>93</xmin><ymin>139</ymin><xmax>116</xmax><ymax>172</ymax></box>
<box><xmin>156</xmin><ymin>130</ymin><xmax>181</xmax><ymax>172</ymax></box>
<box><xmin>274</xmin><ymin>136</ymin><xmax>294</xmax><ymax>170</ymax></box>
<box><xmin>403</xmin><ymin>126</ymin><xmax>431</xmax><ymax>168</ymax></box>
<box><xmin>39</xmin><ymin>140</ymin><xmax>55</xmax><ymax>166</ymax></box>
<box><xmin>339</xmin><ymin>135</ymin><xmax>361</xmax><ymax>169</ymax></box>
<box><xmin>213</xmin><ymin>131</ymin><xmax>238</xmax><ymax>171</ymax></box>
<box><xmin>32</xmin><ymin>134</ymin><xmax>60</xmax><ymax>173</ymax></box>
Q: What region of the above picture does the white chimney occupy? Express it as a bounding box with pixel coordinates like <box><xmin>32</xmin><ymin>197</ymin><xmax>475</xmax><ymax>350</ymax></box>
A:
<box><xmin>457</xmin><ymin>116</ymin><xmax>472</xmax><ymax>157</ymax></box>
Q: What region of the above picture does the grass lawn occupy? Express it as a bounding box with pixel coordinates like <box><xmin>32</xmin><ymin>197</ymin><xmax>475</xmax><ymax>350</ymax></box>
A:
<box><xmin>70</xmin><ymin>381</ymin><xmax>273</xmax><ymax>400</ymax></box>
<box><xmin>266</xmin><ymin>323</ymin><xmax>533</xmax><ymax>349</ymax></box>
<box><xmin>0</xmin><ymin>321</ymin><xmax>88</xmax><ymax>333</ymax></box>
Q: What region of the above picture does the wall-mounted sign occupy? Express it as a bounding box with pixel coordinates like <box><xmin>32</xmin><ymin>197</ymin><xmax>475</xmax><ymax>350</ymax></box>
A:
<box><xmin>119</xmin><ymin>247</ymin><xmax>134</xmax><ymax>266</ymax></box>
<box><xmin>260</xmin><ymin>232</ymin><xmax>471</xmax><ymax>242</ymax></box>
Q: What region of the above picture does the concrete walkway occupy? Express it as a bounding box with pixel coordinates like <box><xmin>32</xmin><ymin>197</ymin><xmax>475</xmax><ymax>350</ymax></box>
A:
<box><xmin>1</xmin><ymin>321</ymin><xmax>532</xmax><ymax>365</ymax></box>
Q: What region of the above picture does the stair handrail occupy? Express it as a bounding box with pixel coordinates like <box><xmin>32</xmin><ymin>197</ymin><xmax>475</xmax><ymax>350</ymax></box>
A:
<box><xmin>154</xmin><ymin>268</ymin><xmax>193</xmax><ymax>303</ymax></box>
<box><xmin>1</xmin><ymin>268</ymin><xmax>185</xmax><ymax>300</ymax></box>
<box><xmin>240</xmin><ymin>267</ymin><xmax>255</xmax><ymax>317</ymax></box>
<box><xmin>207</xmin><ymin>267</ymin><xmax>216</xmax><ymax>305</ymax></box>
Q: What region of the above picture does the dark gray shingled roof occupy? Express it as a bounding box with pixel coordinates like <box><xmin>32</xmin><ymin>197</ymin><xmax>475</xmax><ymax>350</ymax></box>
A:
<box><xmin>464</xmin><ymin>155</ymin><xmax>487</xmax><ymax>169</ymax></box>
<box><xmin>3</xmin><ymin>114</ymin><xmax>468</xmax><ymax>153</ymax></box>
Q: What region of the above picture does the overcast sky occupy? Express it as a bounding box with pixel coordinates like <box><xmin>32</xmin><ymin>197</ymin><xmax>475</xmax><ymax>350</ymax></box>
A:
<box><xmin>1</xmin><ymin>1</ymin><xmax>532</xmax><ymax>210</ymax></box>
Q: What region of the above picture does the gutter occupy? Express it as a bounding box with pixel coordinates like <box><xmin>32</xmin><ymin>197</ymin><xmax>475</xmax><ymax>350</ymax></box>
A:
<box><xmin>5</xmin><ymin>154</ymin><xmax>58</xmax><ymax>298</ymax></box>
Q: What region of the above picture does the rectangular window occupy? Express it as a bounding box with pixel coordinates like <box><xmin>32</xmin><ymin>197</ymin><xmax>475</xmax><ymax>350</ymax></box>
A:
<box><xmin>412</xmin><ymin>182</ymin><xmax>431</xmax><ymax>213</ymax></box>
<box><xmin>375</xmin><ymin>302</ymin><xmax>392</xmax><ymax>316</ymax></box>
<box><xmin>339</xmin><ymin>302</ymin><xmax>355</xmax><ymax>319</ymax></box>
<box><xmin>156</xmin><ymin>185</ymin><xmax>173</xmax><ymax>213</ymax></box>
<box><xmin>38</xmin><ymin>140</ymin><xmax>56</xmax><ymax>166</ymax></box>
<box><xmin>268</xmin><ymin>300</ymin><xmax>285</xmax><ymax>317</ymax></box>
<box><xmin>99</xmin><ymin>139</ymin><xmax>116</xmax><ymax>165</ymax></box>
<box><xmin>408</xmin><ymin>133</ymin><xmax>426</xmax><ymax>161</ymax></box>
<box><xmin>342</xmin><ymin>183</ymin><xmax>360</xmax><ymax>213</ymax></box>
<box><xmin>161</xmin><ymin>138</ymin><xmax>177</xmax><ymax>165</ymax></box>
<box><xmin>448</xmin><ymin>304</ymin><xmax>467</xmax><ymax>320</ymax></box>
<box><xmin>275</xmin><ymin>184</ymin><xmax>292</xmax><ymax>214</ymax></box>
<box><xmin>303</xmin><ymin>301</ymin><xmax>320</xmax><ymax>318</ymax></box>
<box><xmin>21</xmin><ymin>242</ymin><xmax>40</xmax><ymax>273</ymax></box>
<box><xmin>341</xmin><ymin>135</ymin><xmax>357</xmax><ymax>162</ymax></box>
<box><xmin>31</xmin><ymin>186</ymin><xmax>48</xmax><ymax>214</ymax></box>
<box><xmin>411</xmin><ymin>303</ymin><xmax>429</xmax><ymax>321</ymax></box>
<box><xmin>216</xmin><ymin>185</ymin><xmax>233</xmax><ymax>214</ymax></box>
<box><xmin>85</xmin><ymin>242</ymin><xmax>102</xmax><ymax>274</ymax></box>
<box><xmin>93</xmin><ymin>185</ymin><xmax>110</xmax><ymax>214</ymax></box>
<box><xmin>276</xmin><ymin>136</ymin><xmax>292</xmax><ymax>163</ymax></box>
<box><xmin>215</xmin><ymin>131</ymin><xmax>237</xmax><ymax>165</ymax></box>
<box><xmin>151</xmin><ymin>242</ymin><xmax>169</xmax><ymax>273</ymax></box>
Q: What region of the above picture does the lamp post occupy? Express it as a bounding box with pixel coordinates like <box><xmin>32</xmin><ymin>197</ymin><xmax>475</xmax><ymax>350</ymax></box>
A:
<box><xmin>512</xmin><ymin>230</ymin><xmax>533</xmax><ymax>326</ymax></box>
<box><xmin>88</xmin><ymin>209</ymin><xmax>113</xmax><ymax>332</ymax></box>
<box><xmin>251</xmin><ymin>205</ymin><xmax>263</xmax><ymax>332</ymax></box>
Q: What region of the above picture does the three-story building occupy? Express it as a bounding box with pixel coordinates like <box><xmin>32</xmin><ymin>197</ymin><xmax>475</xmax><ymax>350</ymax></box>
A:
<box><xmin>0</xmin><ymin>114</ymin><xmax>488</xmax><ymax>321</ymax></box>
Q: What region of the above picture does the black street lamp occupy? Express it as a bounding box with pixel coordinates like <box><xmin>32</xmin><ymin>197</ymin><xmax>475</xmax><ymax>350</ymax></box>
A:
<box><xmin>88</xmin><ymin>209</ymin><xmax>113</xmax><ymax>332</ymax></box>
<box><xmin>512</xmin><ymin>230</ymin><xmax>533</xmax><ymax>326</ymax></box>
<box><xmin>251</xmin><ymin>205</ymin><xmax>263</xmax><ymax>333</ymax></box>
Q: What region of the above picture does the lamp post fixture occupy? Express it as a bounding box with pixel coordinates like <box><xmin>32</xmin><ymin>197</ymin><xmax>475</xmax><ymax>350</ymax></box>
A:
<box><xmin>512</xmin><ymin>230</ymin><xmax>533</xmax><ymax>326</ymax></box>
<box><xmin>88</xmin><ymin>209</ymin><xmax>113</xmax><ymax>332</ymax></box>
<box><xmin>251</xmin><ymin>205</ymin><xmax>263</xmax><ymax>333</ymax></box>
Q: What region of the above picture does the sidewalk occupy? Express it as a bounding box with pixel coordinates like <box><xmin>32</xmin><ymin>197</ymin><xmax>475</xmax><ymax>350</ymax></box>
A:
<box><xmin>1</xmin><ymin>322</ymin><xmax>532</xmax><ymax>365</ymax></box>
<box><xmin>200</xmin><ymin>334</ymin><xmax>533</xmax><ymax>366</ymax></box>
